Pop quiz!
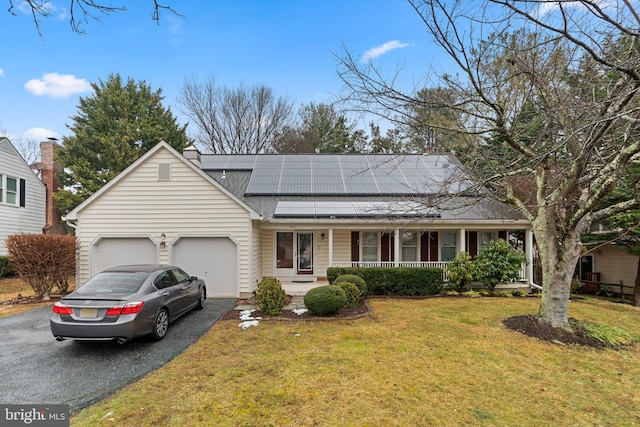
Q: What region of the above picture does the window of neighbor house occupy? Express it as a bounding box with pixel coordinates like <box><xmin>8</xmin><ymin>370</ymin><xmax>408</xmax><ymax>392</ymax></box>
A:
<box><xmin>441</xmin><ymin>231</ymin><xmax>457</xmax><ymax>261</ymax></box>
<box><xmin>1</xmin><ymin>175</ymin><xmax>18</xmax><ymax>205</ymax></box>
<box><xmin>362</xmin><ymin>232</ymin><xmax>378</xmax><ymax>262</ymax></box>
<box><xmin>401</xmin><ymin>231</ymin><xmax>418</xmax><ymax>261</ymax></box>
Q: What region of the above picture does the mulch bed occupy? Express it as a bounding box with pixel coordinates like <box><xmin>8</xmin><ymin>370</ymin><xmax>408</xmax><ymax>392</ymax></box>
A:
<box><xmin>502</xmin><ymin>315</ymin><xmax>613</xmax><ymax>349</ymax></box>
<box><xmin>224</xmin><ymin>296</ymin><xmax>622</xmax><ymax>349</ymax></box>
<box><xmin>221</xmin><ymin>298</ymin><xmax>371</xmax><ymax>321</ymax></box>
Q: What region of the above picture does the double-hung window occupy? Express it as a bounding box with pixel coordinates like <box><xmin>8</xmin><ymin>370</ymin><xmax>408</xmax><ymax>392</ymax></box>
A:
<box><xmin>362</xmin><ymin>232</ymin><xmax>378</xmax><ymax>262</ymax></box>
<box><xmin>0</xmin><ymin>175</ymin><xmax>18</xmax><ymax>205</ymax></box>
<box><xmin>401</xmin><ymin>231</ymin><xmax>418</xmax><ymax>261</ymax></box>
<box><xmin>441</xmin><ymin>231</ymin><xmax>457</xmax><ymax>261</ymax></box>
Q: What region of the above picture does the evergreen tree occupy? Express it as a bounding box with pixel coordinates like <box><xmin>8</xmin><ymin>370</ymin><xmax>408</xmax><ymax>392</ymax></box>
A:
<box><xmin>55</xmin><ymin>74</ymin><xmax>190</xmax><ymax>214</ymax></box>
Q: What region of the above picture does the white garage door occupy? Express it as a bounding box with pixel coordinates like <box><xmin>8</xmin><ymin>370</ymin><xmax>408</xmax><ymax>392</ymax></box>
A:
<box><xmin>172</xmin><ymin>237</ymin><xmax>237</xmax><ymax>297</ymax></box>
<box><xmin>91</xmin><ymin>237</ymin><xmax>157</xmax><ymax>276</ymax></box>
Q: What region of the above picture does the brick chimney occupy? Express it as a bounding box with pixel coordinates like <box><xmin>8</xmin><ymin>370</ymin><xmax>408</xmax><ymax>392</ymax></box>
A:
<box><xmin>39</xmin><ymin>140</ymin><xmax>66</xmax><ymax>235</ymax></box>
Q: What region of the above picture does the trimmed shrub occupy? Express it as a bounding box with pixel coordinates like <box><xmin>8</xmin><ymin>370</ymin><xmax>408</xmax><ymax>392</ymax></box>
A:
<box><xmin>333</xmin><ymin>274</ymin><xmax>368</xmax><ymax>297</ymax></box>
<box><xmin>447</xmin><ymin>252</ymin><xmax>476</xmax><ymax>291</ymax></box>
<box><xmin>6</xmin><ymin>234</ymin><xmax>77</xmax><ymax>300</ymax></box>
<box><xmin>255</xmin><ymin>277</ymin><xmax>287</xmax><ymax>315</ymax></box>
<box><xmin>512</xmin><ymin>289</ymin><xmax>528</xmax><ymax>297</ymax></box>
<box><xmin>335</xmin><ymin>281</ymin><xmax>361</xmax><ymax>309</ymax></box>
<box><xmin>327</xmin><ymin>266</ymin><xmax>444</xmax><ymax>296</ymax></box>
<box><xmin>304</xmin><ymin>285</ymin><xmax>347</xmax><ymax>316</ymax></box>
<box><xmin>0</xmin><ymin>256</ymin><xmax>14</xmax><ymax>278</ymax></box>
<box><xmin>474</xmin><ymin>239</ymin><xmax>528</xmax><ymax>291</ymax></box>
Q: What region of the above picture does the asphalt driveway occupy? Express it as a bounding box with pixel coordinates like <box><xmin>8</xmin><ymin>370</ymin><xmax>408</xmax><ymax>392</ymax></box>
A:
<box><xmin>0</xmin><ymin>298</ymin><xmax>236</xmax><ymax>411</ymax></box>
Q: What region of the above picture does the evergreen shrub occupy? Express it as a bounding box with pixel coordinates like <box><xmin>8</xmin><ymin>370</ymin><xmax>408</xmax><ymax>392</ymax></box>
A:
<box><xmin>333</xmin><ymin>274</ymin><xmax>367</xmax><ymax>296</ymax></box>
<box><xmin>335</xmin><ymin>281</ymin><xmax>361</xmax><ymax>308</ymax></box>
<box><xmin>256</xmin><ymin>277</ymin><xmax>287</xmax><ymax>315</ymax></box>
<box><xmin>304</xmin><ymin>285</ymin><xmax>346</xmax><ymax>316</ymax></box>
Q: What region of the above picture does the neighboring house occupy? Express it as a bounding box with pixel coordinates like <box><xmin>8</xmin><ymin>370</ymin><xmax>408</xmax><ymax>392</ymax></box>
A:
<box><xmin>63</xmin><ymin>141</ymin><xmax>534</xmax><ymax>298</ymax></box>
<box><xmin>585</xmin><ymin>246</ymin><xmax>638</xmax><ymax>295</ymax></box>
<box><xmin>0</xmin><ymin>137</ymin><xmax>47</xmax><ymax>256</ymax></box>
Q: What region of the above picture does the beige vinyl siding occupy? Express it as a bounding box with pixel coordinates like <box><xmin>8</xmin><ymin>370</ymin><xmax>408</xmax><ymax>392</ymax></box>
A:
<box><xmin>596</xmin><ymin>246</ymin><xmax>638</xmax><ymax>295</ymax></box>
<box><xmin>262</xmin><ymin>230</ymin><xmax>274</xmax><ymax>278</ymax></box>
<box><xmin>316</xmin><ymin>229</ymin><xmax>329</xmax><ymax>279</ymax></box>
<box><xmin>0</xmin><ymin>140</ymin><xmax>46</xmax><ymax>256</ymax></box>
<box><xmin>251</xmin><ymin>222</ymin><xmax>263</xmax><ymax>291</ymax></box>
<box><xmin>75</xmin><ymin>149</ymin><xmax>252</xmax><ymax>295</ymax></box>
<box><xmin>332</xmin><ymin>229</ymin><xmax>352</xmax><ymax>264</ymax></box>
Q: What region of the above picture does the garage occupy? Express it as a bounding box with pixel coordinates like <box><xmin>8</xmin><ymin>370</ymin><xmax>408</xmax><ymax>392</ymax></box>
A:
<box><xmin>171</xmin><ymin>236</ymin><xmax>237</xmax><ymax>297</ymax></box>
<box><xmin>91</xmin><ymin>237</ymin><xmax>158</xmax><ymax>276</ymax></box>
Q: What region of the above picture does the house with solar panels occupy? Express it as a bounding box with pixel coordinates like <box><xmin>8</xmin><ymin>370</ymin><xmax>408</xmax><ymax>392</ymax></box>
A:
<box><xmin>64</xmin><ymin>141</ymin><xmax>534</xmax><ymax>297</ymax></box>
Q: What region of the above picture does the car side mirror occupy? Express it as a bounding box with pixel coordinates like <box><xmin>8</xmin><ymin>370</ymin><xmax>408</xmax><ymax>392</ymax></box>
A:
<box><xmin>190</xmin><ymin>276</ymin><xmax>198</xmax><ymax>282</ymax></box>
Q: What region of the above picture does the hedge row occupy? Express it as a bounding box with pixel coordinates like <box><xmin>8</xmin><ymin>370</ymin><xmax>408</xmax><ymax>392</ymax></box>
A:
<box><xmin>327</xmin><ymin>266</ymin><xmax>444</xmax><ymax>296</ymax></box>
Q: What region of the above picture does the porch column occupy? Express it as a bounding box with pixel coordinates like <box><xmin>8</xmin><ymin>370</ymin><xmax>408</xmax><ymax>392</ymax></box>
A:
<box><xmin>394</xmin><ymin>228</ymin><xmax>400</xmax><ymax>267</ymax></box>
<box><xmin>328</xmin><ymin>228</ymin><xmax>333</xmax><ymax>268</ymax></box>
<box><xmin>459</xmin><ymin>228</ymin><xmax>466</xmax><ymax>255</ymax></box>
<box><xmin>526</xmin><ymin>227</ymin><xmax>534</xmax><ymax>285</ymax></box>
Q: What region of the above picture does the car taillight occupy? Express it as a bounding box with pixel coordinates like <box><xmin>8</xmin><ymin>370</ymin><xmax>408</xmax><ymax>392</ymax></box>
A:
<box><xmin>53</xmin><ymin>302</ymin><xmax>73</xmax><ymax>315</ymax></box>
<box><xmin>105</xmin><ymin>301</ymin><xmax>145</xmax><ymax>317</ymax></box>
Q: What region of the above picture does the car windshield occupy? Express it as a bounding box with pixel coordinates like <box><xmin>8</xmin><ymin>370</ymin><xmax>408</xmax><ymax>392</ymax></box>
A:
<box><xmin>75</xmin><ymin>272</ymin><xmax>148</xmax><ymax>294</ymax></box>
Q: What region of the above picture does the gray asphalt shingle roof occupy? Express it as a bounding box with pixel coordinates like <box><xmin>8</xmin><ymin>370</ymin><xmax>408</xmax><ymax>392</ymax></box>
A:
<box><xmin>201</xmin><ymin>154</ymin><xmax>523</xmax><ymax>222</ymax></box>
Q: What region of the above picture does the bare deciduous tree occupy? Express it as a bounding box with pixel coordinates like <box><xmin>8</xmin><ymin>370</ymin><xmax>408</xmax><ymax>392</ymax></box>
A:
<box><xmin>178</xmin><ymin>77</ymin><xmax>295</xmax><ymax>154</ymax></box>
<box><xmin>8</xmin><ymin>0</ymin><xmax>180</xmax><ymax>34</ymax></box>
<box><xmin>338</xmin><ymin>0</ymin><xmax>640</xmax><ymax>328</ymax></box>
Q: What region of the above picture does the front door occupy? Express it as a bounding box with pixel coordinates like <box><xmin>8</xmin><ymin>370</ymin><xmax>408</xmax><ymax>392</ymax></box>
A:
<box><xmin>275</xmin><ymin>231</ymin><xmax>314</xmax><ymax>277</ymax></box>
<box><xmin>297</xmin><ymin>232</ymin><xmax>314</xmax><ymax>275</ymax></box>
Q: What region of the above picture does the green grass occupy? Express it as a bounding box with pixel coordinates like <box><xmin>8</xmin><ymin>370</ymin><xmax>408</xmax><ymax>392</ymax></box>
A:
<box><xmin>71</xmin><ymin>297</ymin><xmax>640</xmax><ymax>426</ymax></box>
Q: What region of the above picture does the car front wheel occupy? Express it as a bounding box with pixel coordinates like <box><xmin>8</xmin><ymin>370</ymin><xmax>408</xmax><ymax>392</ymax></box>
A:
<box><xmin>196</xmin><ymin>287</ymin><xmax>206</xmax><ymax>310</ymax></box>
<box><xmin>152</xmin><ymin>309</ymin><xmax>169</xmax><ymax>341</ymax></box>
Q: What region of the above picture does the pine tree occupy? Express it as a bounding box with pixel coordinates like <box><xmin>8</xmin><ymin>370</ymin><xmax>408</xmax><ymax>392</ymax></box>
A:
<box><xmin>55</xmin><ymin>74</ymin><xmax>190</xmax><ymax>214</ymax></box>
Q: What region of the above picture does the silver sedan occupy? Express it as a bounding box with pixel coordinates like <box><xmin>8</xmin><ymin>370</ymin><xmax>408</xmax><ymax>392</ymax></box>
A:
<box><xmin>50</xmin><ymin>264</ymin><xmax>207</xmax><ymax>344</ymax></box>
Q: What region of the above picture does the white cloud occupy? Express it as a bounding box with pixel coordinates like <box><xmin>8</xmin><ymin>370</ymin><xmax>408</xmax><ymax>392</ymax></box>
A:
<box><xmin>362</xmin><ymin>40</ymin><xmax>411</xmax><ymax>62</ymax></box>
<box><xmin>24</xmin><ymin>127</ymin><xmax>58</xmax><ymax>140</ymax></box>
<box><xmin>24</xmin><ymin>73</ymin><xmax>91</xmax><ymax>98</ymax></box>
<box><xmin>0</xmin><ymin>68</ymin><xmax>4</xmax><ymax>77</ymax></box>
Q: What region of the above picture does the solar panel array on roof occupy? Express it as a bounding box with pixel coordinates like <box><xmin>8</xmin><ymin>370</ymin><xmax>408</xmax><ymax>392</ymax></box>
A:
<box><xmin>201</xmin><ymin>154</ymin><xmax>472</xmax><ymax>195</ymax></box>
<box><xmin>274</xmin><ymin>201</ymin><xmax>440</xmax><ymax>218</ymax></box>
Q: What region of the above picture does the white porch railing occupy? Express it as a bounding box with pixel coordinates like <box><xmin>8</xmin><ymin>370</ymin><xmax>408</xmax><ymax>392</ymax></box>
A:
<box><xmin>331</xmin><ymin>262</ymin><xmax>529</xmax><ymax>283</ymax></box>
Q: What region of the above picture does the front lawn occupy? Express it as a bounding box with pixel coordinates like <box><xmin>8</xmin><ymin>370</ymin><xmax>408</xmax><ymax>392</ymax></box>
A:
<box><xmin>0</xmin><ymin>277</ymin><xmax>75</xmax><ymax>317</ymax></box>
<box><xmin>72</xmin><ymin>297</ymin><xmax>640</xmax><ymax>426</ymax></box>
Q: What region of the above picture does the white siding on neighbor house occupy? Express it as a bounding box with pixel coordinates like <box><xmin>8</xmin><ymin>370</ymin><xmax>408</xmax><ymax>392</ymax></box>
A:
<box><xmin>0</xmin><ymin>139</ymin><xmax>46</xmax><ymax>256</ymax></box>
<box><xmin>596</xmin><ymin>246</ymin><xmax>638</xmax><ymax>295</ymax></box>
<box><xmin>74</xmin><ymin>149</ymin><xmax>252</xmax><ymax>295</ymax></box>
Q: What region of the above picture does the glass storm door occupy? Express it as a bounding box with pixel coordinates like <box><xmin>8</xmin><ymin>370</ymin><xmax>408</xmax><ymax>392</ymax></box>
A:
<box><xmin>276</xmin><ymin>232</ymin><xmax>294</xmax><ymax>277</ymax></box>
<box><xmin>297</xmin><ymin>232</ymin><xmax>314</xmax><ymax>275</ymax></box>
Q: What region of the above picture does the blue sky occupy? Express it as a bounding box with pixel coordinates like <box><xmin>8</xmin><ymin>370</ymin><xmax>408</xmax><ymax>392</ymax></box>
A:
<box><xmin>0</xmin><ymin>1</ymin><xmax>447</xmax><ymax>144</ymax></box>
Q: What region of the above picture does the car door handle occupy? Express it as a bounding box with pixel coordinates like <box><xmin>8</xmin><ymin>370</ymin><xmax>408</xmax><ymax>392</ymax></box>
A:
<box><xmin>161</xmin><ymin>292</ymin><xmax>169</xmax><ymax>296</ymax></box>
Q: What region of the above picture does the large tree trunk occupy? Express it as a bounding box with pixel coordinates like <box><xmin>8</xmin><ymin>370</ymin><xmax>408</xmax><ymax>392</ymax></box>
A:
<box><xmin>633</xmin><ymin>257</ymin><xmax>640</xmax><ymax>307</ymax></box>
<box><xmin>534</xmin><ymin>218</ymin><xmax>583</xmax><ymax>328</ymax></box>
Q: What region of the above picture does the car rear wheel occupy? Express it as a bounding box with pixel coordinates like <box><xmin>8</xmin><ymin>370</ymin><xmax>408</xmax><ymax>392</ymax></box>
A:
<box><xmin>152</xmin><ymin>309</ymin><xmax>169</xmax><ymax>341</ymax></box>
<box><xmin>196</xmin><ymin>287</ymin><xmax>206</xmax><ymax>310</ymax></box>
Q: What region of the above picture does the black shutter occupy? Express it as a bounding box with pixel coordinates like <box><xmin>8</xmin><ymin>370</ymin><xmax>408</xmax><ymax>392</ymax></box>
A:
<box><xmin>19</xmin><ymin>179</ymin><xmax>26</xmax><ymax>207</ymax></box>
<box><xmin>351</xmin><ymin>231</ymin><xmax>360</xmax><ymax>262</ymax></box>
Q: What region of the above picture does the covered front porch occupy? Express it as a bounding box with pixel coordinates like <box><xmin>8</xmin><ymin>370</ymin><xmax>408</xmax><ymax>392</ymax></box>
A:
<box><xmin>259</xmin><ymin>225</ymin><xmax>535</xmax><ymax>295</ymax></box>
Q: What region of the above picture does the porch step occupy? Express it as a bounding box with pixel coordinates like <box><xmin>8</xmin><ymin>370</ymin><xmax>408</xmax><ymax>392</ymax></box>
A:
<box><xmin>282</xmin><ymin>282</ymin><xmax>323</xmax><ymax>296</ymax></box>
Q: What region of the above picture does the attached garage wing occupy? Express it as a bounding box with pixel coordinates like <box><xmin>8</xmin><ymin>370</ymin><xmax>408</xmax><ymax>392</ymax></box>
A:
<box><xmin>172</xmin><ymin>236</ymin><xmax>237</xmax><ymax>297</ymax></box>
<box><xmin>91</xmin><ymin>237</ymin><xmax>157</xmax><ymax>277</ymax></box>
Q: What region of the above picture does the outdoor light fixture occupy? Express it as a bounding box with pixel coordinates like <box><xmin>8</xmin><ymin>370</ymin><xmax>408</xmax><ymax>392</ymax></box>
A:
<box><xmin>160</xmin><ymin>233</ymin><xmax>166</xmax><ymax>249</ymax></box>
<box><xmin>321</xmin><ymin>233</ymin><xmax>325</xmax><ymax>241</ymax></box>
